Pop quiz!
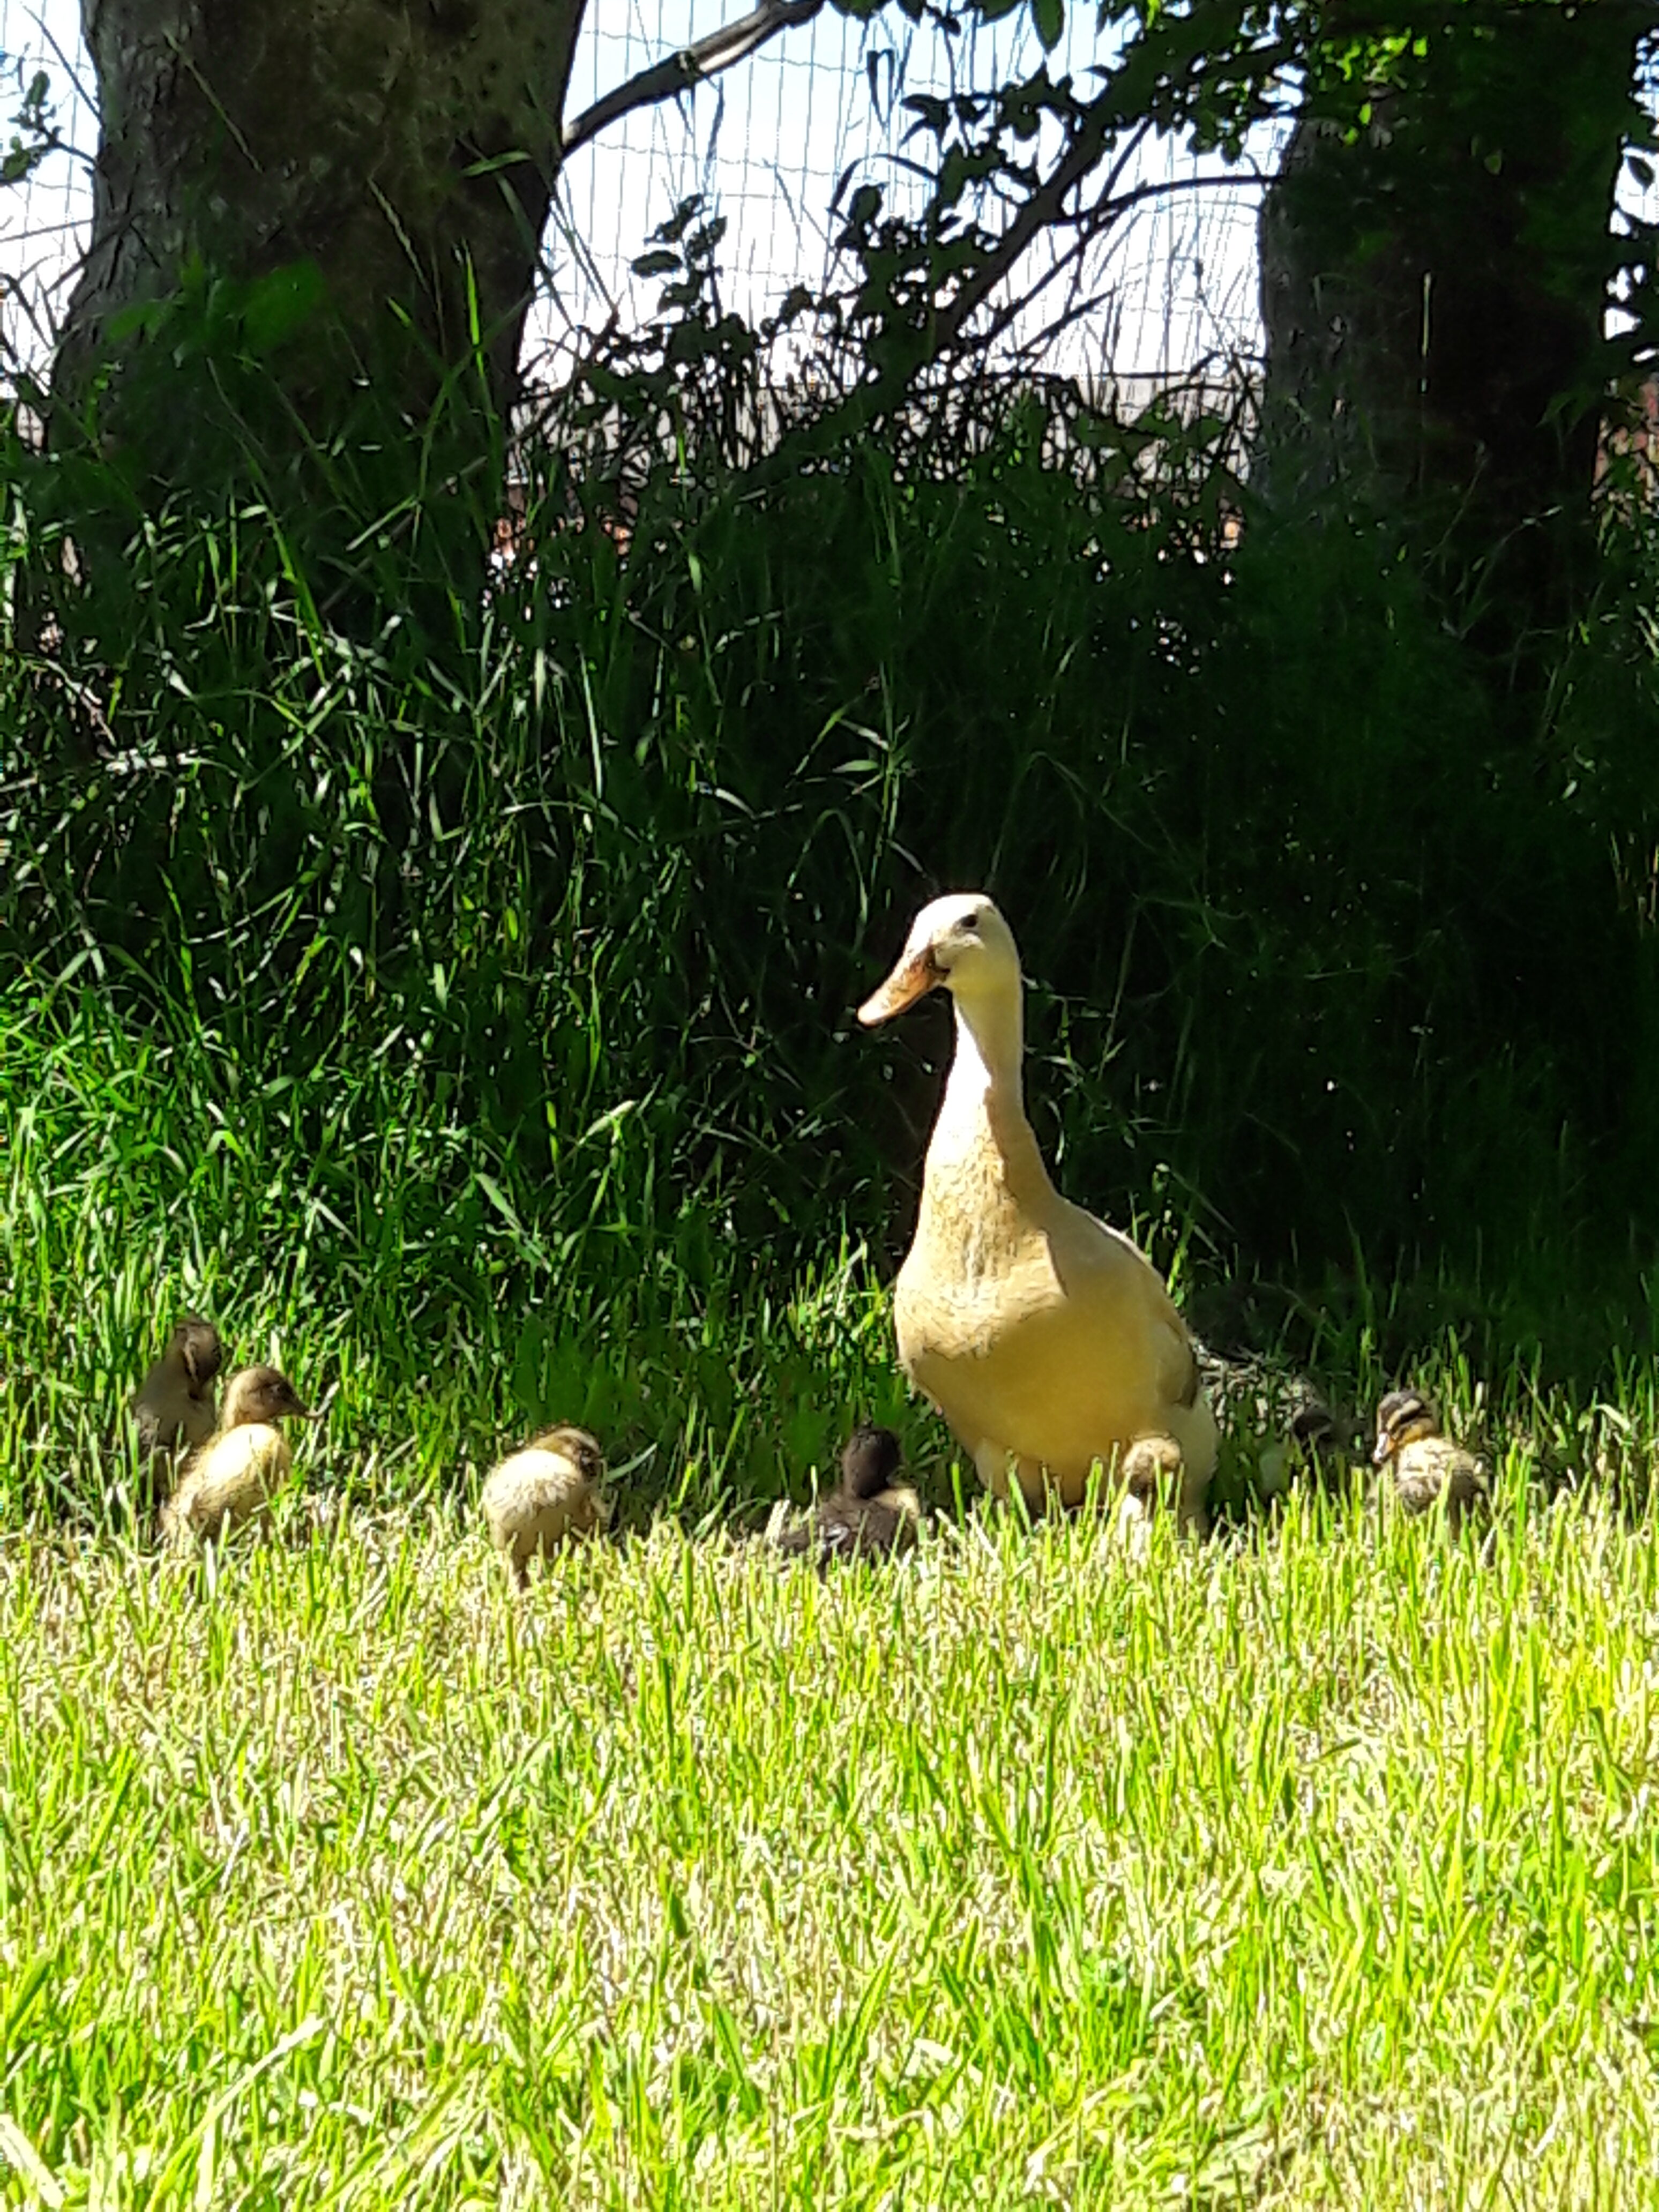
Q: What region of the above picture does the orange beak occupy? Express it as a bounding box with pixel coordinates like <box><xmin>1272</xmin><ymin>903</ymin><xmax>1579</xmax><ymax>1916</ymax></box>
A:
<box><xmin>857</xmin><ymin>946</ymin><xmax>943</xmax><ymax>1026</ymax></box>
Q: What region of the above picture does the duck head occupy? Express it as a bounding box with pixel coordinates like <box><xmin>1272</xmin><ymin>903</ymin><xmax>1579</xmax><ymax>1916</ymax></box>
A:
<box><xmin>1372</xmin><ymin>1388</ymin><xmax>1439</xmax><ymax>1465</ymax></box>
<box><xmin>857</xmin><ymin>894</ymin><xmax>1020</xmax><ymax>1026</ymax></box>
<box><xmin>167</xmin><ymin>1316</ymin><xmax>223</xmax><ymax>1396</ymax></box>
<box><xmin>220</xmin><ymin>1365</ymin><xmax>316</xmax><ymax>1430</ymax></box>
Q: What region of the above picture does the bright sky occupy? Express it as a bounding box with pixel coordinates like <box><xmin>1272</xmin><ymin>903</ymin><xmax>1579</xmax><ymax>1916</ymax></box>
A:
<box><xmin>0</xmin><ymin>0</ymin><xmax>1274</xmax><ymax>386</ymax></box>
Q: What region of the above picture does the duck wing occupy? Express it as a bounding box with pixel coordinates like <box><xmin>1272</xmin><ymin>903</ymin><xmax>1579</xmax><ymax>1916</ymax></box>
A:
<box><xmin>1068</xmin><ymin>1207</ymin><xmax>1204</xmax><ymax>1411</ymax></box>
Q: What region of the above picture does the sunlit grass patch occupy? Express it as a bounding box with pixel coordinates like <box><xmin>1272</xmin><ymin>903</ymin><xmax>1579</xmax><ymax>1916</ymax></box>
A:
<box><xmin>2</xmin><ymin>1460</ymin><xmax>1658</xmax><ymax>2206</ymax></box>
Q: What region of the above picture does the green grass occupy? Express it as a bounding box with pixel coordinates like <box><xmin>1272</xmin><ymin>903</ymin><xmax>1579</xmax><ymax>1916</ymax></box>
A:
<box><xmin>8</xmin><ymin>278</ymin><xmax>1659</xmax><ymax>2204</ymax></box>
<box><xmin>3</xmin><ymin>1448</ymin><xmax>1659</xmax><ymax>2207</ymax></box>
<box><xmin>9</xmin><ymin>937</ymin><xmax>1659</xmax><ymax>2206</ymax></box>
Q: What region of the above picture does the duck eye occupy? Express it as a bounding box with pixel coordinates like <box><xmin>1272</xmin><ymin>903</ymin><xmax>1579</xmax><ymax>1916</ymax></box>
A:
<box><xmin>961</xmin><ymin>914</ymin><xmax>980</xmax><ymax>934</ymax></box>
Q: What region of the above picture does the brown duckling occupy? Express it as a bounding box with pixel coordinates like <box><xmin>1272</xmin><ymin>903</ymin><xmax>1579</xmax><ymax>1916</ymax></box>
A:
<box><xmin>481</xmin><ymin>1424</ymin><xmax>608</xmax><ymax>1588</ymax></box>
<box><xmin>1372</xmin><ymin>1389</ymin><xmax>1489</xmax><ymax>1530</ymax></box>
<box><xmin>1111</xmin><ymin>1431</ymin><xmax>1185</xmax><ymax>1551</ymax></box>
<box><xmin>1120</xmin><ymin>1431</ymin><xmax>1184</xmax><ymax>1511</ymax></box>
<box><xmin>773</xmin><ymin>1424</ymin><xmax>921</xmax><ymax>1568</ymax></box>
<box><xmin>1257</xmin><ymin>1399</ymin><xmax>1358</xmax><ymax>1499</ymax></box>
<box><xmin>130</xmin><ymin>1316</ymin><xmax>223</xmax><ymax>1470</ymax></box>
<box><xmin>160</xmin><ymin>1364</ymin><xmax>315</xmax><ymax>1546</ymax></box>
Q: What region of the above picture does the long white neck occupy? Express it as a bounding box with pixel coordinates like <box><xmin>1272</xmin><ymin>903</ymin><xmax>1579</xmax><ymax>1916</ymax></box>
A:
<box><xmin>943</xmin><ymin>983</ymin><xmax>1023</xmax><ymax>1116</ymax></box>
<box><xmin>928</xmin><ymin>975</ymin><xmax>1055</xmax><ymax>1208</ymax></box>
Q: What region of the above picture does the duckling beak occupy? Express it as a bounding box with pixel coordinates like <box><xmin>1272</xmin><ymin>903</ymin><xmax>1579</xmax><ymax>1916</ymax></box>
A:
<box><xmin>1371</xmin><ymin>1434</ymin><xmax>1393</xmax><ymax>1466</ymax></box>
<box><xmin>858</xmin><ymin>947</ymin><xmax>943</xmax><ymax>1026</ymax></box>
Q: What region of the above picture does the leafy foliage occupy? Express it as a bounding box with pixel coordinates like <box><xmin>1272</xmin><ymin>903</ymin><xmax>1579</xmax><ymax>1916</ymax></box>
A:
<box><xmin>8</xmin><ymin>223</ymin><xmax>1659</xmax><ymax>1410</ymax></box>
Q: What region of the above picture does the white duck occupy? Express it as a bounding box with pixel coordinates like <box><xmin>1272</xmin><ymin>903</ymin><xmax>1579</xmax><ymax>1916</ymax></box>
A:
<box><xmin>858</xmin><ymin>893</ymin><xmax>1216</xmax><ymax>1529</ymax></box>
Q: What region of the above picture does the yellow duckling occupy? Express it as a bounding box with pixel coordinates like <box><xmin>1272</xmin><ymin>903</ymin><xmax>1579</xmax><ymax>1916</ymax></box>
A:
<box><xmin>858</xmin><ymin>893</ymin><xmax>1217</xmax><ymax>1529</ymax></box>
<box><xmin>772</xmin><ymin>1423</ymin><xmax>922</xmax><ymax>1568</ymax></box>
<box><xmin>160</xmin><ymin>1364</ymin><xmax>315</xmax><ymax>1545</ymax></box>
<box><xmin>481</xmin><ymin>1424</ymin><xmax>608</xmax><ymax>1588</ymax></box>
<box><xmin>1372</xmin><ymin>1389</ymin><xmax>1489</xmax><ymax>1530</ymax></box>
<box><xmin>129</xmin><ymin>1316</ymin><xmax>223</xmax><ymax>1469</ymax></box>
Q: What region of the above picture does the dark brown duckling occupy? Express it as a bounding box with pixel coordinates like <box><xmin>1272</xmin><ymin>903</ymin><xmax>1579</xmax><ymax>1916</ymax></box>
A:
<box><xmin>1372</xmin><ymin>1389</ymin><xmax>1489</xmax><ymax>1531</ymax></box>
<box><xmin>129</xmin><ymin>1316</ymin><xmax>223</xmax><ymax>1472</ymax></box>
<box><xmin>1257</xmin><ymin>1398</ymin><xmax>1359</xmax><ymax>1499</ymax></box>
<box><xmin>773</xmin><ymin>1424</ymin><xmax>921</xmax><ymax>1568</ymax></box>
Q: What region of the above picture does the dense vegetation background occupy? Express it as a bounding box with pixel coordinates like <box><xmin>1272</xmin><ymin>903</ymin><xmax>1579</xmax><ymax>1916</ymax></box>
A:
<box><xmin>3</xmin><ymin>1</ymin><xmax>1659</xmax><ymax>1504</ymax></box>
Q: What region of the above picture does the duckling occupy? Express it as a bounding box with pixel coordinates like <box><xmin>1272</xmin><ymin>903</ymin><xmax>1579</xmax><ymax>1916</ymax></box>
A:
<box><xmin>1372</xmin><ymin>1389</ymin><xmax>1489</xmax><ymax>1530</ymax></box>
<box><xmin>159</xmin><ymin>1364</ymin><xmax>314</xmax><ymax>1546</ymax></box>
<box><xmin>1257</xmin><ymin>1399</ymin><xmax>1358</xmax><ymax>1499</ymax></box>
<box><xmin>772</xmin><ymin>1424</ymin><xmax>921</xmax><ymax>1568</ymax></box>
<box><xmin>129</xmin><ymin>1316</ymin><xmax>223</xmax><ymax>1472</ymax></box>
<box><xmin>1114</xmin><ymin>1431</ymin><xmax>1185</xmax><ymax>1551</ymax></box>
<box><xmin>1120</xmin><ymin>1431</ymin><xmax>1184</xmax><ymax>1513</ymax></box>
<box><xmin>481</xmin><ymin>1424</ymin><xmax>608</xmax><ymax>1588</ymax></box>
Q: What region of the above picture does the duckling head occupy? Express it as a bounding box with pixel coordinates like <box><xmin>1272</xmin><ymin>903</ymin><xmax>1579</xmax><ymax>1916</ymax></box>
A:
<box><xmin>220</xmin><ymin>1365</ymin><xmax>315</xmax><ymax>1430</ymax></box>
<box><xmin>857</xmin><ymin>893</ymin><xmax>1019</xmax><ymax>1026</ymax></box>
<box><xmin>167</xmin><ymin>1316</ymin><xmax>223</xmax><ymax>1396</ymax></box>
<box><xmin>1290</xmin><ymin>1402</ymin><xmax>1342</xmax><ymax>1451</ymax></box>
<box><xmin>528</xmin><ymin>1424</ymin><xmax>607</xmax><ymax>1487</ymax></box>
<box><xmin>1122</xmin><ymin>1432</ymin><xmax>1184</xmax><ymax>1507</ymax></box>
<box><xmin>1373</xmin><ymin>1388</ymin><xmax>1440</xmax><ymax>1465</ymax></box>
<box><xmin>839</xmin><ymin>1423</ymin><xmax>905</xmax><ymax>1499</ymax></box>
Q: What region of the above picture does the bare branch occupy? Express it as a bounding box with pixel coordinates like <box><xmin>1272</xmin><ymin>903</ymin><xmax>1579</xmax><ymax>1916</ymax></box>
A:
<box><xmin>562</xmin><ymin>0</ymin><xmax>827</xmax><ymax>162</ymax></box>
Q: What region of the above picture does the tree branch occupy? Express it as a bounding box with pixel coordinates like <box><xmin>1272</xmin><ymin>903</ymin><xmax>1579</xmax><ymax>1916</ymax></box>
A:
<box><xmin>562</xmin><ymin>0</ymin><xmax>827</xmax><ymax>161</ymax></box>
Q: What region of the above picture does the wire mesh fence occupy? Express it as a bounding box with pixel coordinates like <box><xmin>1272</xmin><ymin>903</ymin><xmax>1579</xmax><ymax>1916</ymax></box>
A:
<box><xmin>0</xmin><ymin>0</ymin><xmax>1276</xmax><ymax>395</ymax></box>
<box><xmin>543</xmin><ymin>3</ymin><xmax>1274</xmax><ymax>380</ymax></box>
<box><xmin>2</xmin><ymin>4</ymin><xmax>1651</xmax><ymax>414</ymax></box>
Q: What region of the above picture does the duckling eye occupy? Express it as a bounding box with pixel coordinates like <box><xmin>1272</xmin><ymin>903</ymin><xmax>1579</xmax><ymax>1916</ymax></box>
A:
<box><xmin>960</xmin><ymin>914</ymin><xmax>981</xmax><ymax>935</ymax></box>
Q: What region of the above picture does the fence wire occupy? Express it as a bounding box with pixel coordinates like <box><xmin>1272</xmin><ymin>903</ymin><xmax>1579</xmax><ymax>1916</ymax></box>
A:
<box><xmin>0</xmin><ymin>0</ymin><xmax>1275</xmax><ymax>393</ymax></box>
<box><xmin>1</xmin><ymin>5</ymin><xmax>1652</xmax><ymax>402</ymax></box>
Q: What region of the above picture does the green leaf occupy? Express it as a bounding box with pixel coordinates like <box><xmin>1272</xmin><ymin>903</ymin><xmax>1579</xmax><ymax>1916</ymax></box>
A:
<box><xmin>1031</xmin><ymin>0</ymin><xmax>1064</xmax><ymax>49</ymax></box>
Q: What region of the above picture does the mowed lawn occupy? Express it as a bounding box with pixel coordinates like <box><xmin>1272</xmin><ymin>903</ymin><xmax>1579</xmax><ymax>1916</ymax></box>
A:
<box><xmin>2</xmin><ymin>1468</ymin><xmax>1658</xmax><ymax>2209</ymax></box>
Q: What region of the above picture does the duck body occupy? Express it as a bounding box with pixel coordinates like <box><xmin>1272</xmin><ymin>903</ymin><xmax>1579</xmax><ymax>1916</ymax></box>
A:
<box><xmin>773</xmin><ymin>1424</ymin><xmax>921</xmax><ymax>1568</ymax></box>
<box><xmin>130</xmin><ymin>1316</ymin><xmax>223</xmax><ymax>1474</ymax></box>
<box><xmin>482</xmin><ymin>1424</ymin><xmax>607</xmax><ymax>1587</ymax></box>
<box><xmin>1373</xmin><ymin>1390</ymin><xmax>1488</xmax><ymax>1530</ymax></box>
<box><xmin>161</xmin><ymin>1364</ymin><xmax>311</xmax><ymax>1545</ymax></box>
<box><xmin>862</xmin><ymin>895</ymin><xmax>1216</xmax><ymax>1527</ymax></box>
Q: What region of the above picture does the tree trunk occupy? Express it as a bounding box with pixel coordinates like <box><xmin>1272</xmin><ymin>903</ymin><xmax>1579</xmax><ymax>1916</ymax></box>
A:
<box><xmin>53</xmin><ymin>0</ymin><xmax>586</xmax><ymax>612</ymax></box>
<box><xmin>1256</xmin><ymin>11</ymin><xmax>1642</xmax><ymax>662</ymax></box>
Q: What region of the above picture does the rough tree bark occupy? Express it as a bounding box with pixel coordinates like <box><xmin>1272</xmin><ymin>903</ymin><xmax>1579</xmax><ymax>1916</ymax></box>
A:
<box><xmin>64</xmin><ymin>0</ymin><xmax>585</xmax><ymax>405</ymax></box>
<box><xmin>56</xmin><ymin>0</ymin><xmax>584</xmax><ymax>477</ymax></box>
<box><xmin>1256</xmin><ymin>9</ymin><xmax>1644</xmax><ymax>661</ymax></box>
<box><xmin>47</xmin><ymin>0</ymin><xmax>826</xmax><ymax>634</ymax></box>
